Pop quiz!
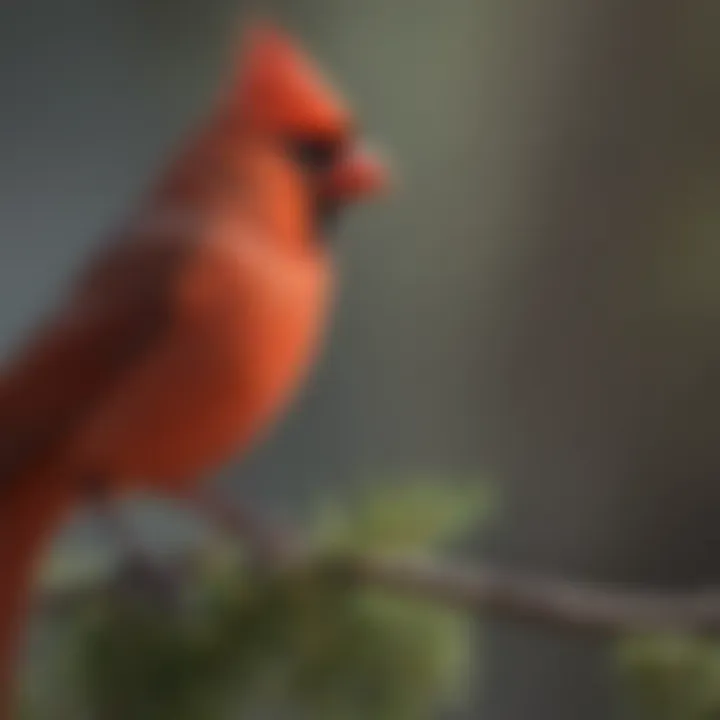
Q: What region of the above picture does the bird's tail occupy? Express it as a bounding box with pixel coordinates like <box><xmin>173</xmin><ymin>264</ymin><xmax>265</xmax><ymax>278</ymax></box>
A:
<box><xmin>0</xmin><ymin>464</ymin><xmax>78</xmax><ymax>719</ymax></box>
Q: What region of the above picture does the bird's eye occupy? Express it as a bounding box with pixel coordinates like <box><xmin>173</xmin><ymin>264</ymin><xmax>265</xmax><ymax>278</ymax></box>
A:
<box><xmin>287</xmin><ymin>136</ymin><xmax>340</xmax><ymax>174</ymax></box>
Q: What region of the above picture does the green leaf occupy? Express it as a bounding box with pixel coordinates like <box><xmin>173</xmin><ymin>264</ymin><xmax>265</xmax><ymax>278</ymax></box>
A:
<box><xmin>312</xmin><ymin>473</ymin><xmax>492</xmax><ymax>554</ymax></box>
<box><xmin>618</xmin><ymin>634</ymin><xmax>720</xmax><ymax>720</ymax></box>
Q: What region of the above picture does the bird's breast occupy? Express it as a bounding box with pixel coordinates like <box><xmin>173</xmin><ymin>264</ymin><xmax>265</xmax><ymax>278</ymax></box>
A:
<box><xmin>77</xmin><ymin>233</ymin><xmax>332</xmax><ymax>489</ymax></box>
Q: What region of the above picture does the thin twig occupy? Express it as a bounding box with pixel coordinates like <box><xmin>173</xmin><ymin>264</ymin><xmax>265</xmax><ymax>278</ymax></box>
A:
<box><xmin>352</xmin><ymin>555</ymin><xmax>720</xmax><ymax>636</ymax></box>
<box><xmin>198</xmin><ymin>498</ymin><xmax>720</xmax><ymax>636</ymax></box>
<box><xmin>36</xmin><ymin>492</ymin><xmax>720</xmax><ymax>637</ymax></box>
<box><xmin>37</xmin><ymin>540</ymin><xmax>720</xmax><ymax>638</ymax></box>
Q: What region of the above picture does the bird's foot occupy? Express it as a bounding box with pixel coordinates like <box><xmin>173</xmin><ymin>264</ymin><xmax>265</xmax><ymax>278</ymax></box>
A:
<box><xmin>111</xmin><ymin>550</ymin><xmax>190</xmax><ymax>612</ymax></box>
<box><xmin>85</xmin><ymin>482</ymin><xmax>188</xmax><ymax>609</ymax></box>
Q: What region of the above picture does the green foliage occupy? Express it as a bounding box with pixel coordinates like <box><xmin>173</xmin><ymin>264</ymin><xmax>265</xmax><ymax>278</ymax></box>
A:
<box><xmin>618</xmin><ymin>634</ymin><xmax>720</xmax><ymax>720</ymax></box>
<box><xmin>312</xmin><ymin>474</ymin><xmax>491</xmax><ymax>556</ymax></box>
<box><xmin>24</xmin><ymin>478</ymin><xmax>484</xmax><ymax>719</ymax></box>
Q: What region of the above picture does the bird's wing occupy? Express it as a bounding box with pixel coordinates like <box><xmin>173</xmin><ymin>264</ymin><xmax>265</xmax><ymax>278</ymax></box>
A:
<box><xmin>0</xmin><ymin>216</ymin><xmax>201</xmax><ymax>483</ymax></box>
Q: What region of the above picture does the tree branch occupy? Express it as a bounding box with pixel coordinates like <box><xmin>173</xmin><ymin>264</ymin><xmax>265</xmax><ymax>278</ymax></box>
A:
<box><xmin>198</xmin><ymin>494</ymin><xmax>720</xmax><ymax>636</ymax></box>
<box><xmin>351</xmin><ymin>555</ymin><xmax>720</xmax><ymax>636</ymax></box>
<box><xmin>39</xmin><ymin>542</ymin><xmax>720</xmax><ymax>638</ymax></box>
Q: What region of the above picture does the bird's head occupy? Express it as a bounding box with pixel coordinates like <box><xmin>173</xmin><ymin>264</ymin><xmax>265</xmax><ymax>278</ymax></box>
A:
<box><xmin>227</xmin><ymin>20</ymin><xmax>389</xmax><ymax>232</ymax></box>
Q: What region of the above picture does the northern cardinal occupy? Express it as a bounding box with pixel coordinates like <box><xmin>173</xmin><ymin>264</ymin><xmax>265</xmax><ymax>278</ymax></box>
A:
<box><xmin>0</xmin><ymin>21</ymin><xmax>387</xmax><ymax>715</ymax></box>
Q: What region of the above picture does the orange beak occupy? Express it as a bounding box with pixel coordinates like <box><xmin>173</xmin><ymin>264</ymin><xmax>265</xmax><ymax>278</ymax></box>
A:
<box><xmin>322</xmin><ymin>142</ymin><xmax>389</xmax><ymax>203</ymax></box>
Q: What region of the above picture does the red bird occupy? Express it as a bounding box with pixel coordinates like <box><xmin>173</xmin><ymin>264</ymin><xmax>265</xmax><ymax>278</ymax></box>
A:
<box><xmin>0</xmin><ymin>21</ymin><xmax>387</xmax><ymax>715</ymax></box>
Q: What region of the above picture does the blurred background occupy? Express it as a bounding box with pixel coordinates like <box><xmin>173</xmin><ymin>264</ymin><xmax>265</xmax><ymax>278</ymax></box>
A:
<box><xmin>1</xmin><ymin>0</ymin><xmax>719</xmax><ymax>718</ymax></box>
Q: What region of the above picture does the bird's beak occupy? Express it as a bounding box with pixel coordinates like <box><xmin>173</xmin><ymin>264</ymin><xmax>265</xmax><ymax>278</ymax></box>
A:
<box><xmin>322</xmin><ymin>142</ymin><xmax>389</xmax><ymax>203</ymax></box>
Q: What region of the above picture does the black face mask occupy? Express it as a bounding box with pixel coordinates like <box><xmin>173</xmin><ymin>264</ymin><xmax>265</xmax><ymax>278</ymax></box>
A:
<box><xmin>285</xmin><ymin>135</ymin><xmax>344</xmax><ymax>237</ymax></box>
<box><xmin>287</xmin><ymin>136</ymin><xmax>340</xmax><ymax>174</ymax></box>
